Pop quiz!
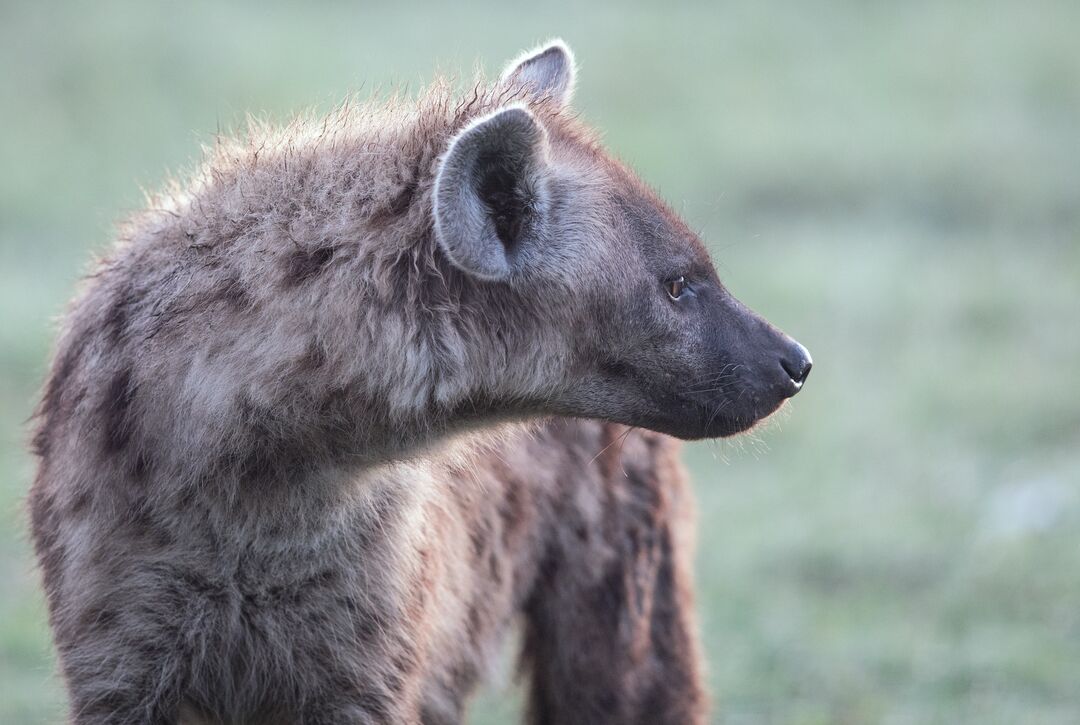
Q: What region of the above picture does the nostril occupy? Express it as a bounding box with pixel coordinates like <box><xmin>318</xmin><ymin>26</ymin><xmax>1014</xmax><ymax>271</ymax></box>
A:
<box><xmin>780</xmin><ymin>346</ymin><xmax>813</xmax><ymax>386</ymax></box>
<box><xmin>793</xmin><ymin>359</ymin><xmax>812</xmax><ymax>384</ymax></box>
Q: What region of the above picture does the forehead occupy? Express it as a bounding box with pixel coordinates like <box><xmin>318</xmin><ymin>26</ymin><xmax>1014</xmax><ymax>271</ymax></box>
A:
<box><xmin>542</xmin><ymin>111</ymin><xmax>715</xmax><ymax>274</ymax></box>
<box><xmin>607</xmin><ymin>166</ymin><xmax>714</xmax><ymax>275</ymax></box>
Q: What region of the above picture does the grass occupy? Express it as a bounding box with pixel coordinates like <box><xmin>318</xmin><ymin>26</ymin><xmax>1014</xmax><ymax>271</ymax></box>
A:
<box><xmin>1</xmin><ymin>1</ymin><xmax>1078</xmax><ymax>722</ymax></box>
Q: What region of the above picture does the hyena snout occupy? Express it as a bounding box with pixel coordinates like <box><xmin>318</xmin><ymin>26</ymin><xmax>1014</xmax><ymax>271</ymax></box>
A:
<box><xmin>678</xmin><ymin>298</ymin><xmax>813</xmax><ymax>439</ymax></box>
<box><xmin>728</xmin><ymin>303</ymin><xmax>812</xmax><ymax>405</ymax></box>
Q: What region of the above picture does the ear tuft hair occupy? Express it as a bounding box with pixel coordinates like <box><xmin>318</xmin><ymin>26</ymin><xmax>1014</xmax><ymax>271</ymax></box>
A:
<box><xmin>501</xmin><ymin>39</ymin><xmax>576</xmax><ymax>106</ymax></box>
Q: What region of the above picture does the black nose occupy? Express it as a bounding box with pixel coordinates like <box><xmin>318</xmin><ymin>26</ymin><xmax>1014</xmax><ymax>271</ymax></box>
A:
<box><xmin>780</xmin><ymin>342</ymin><xmax>813</xmax><ymax>390</ymax></box>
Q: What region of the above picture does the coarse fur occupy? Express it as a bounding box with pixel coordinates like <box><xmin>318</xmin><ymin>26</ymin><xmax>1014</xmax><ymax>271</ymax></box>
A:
<box><xmin>30</xmin><ymin>41</ymin><xmax>808</xmax><ymax>723</ymax></box>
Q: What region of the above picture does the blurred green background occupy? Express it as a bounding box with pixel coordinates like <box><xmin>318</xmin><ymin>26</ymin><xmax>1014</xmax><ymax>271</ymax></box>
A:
<box><xmin>2</xmin><ymin>1</ymin><xmax>1078</xmax><ymax>723</ymax></box>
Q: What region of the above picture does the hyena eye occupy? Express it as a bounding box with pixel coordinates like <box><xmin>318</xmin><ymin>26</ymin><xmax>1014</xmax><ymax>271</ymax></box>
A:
<box><xmin>665</xmin><ymin>276</ymin><xmax>689</xmax><ymax>301</ymax></box>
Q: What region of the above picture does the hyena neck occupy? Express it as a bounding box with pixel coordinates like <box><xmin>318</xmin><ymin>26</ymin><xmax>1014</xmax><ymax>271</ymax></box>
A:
<box><xmin>171</xmin><ymin>228</ymin><xmax>548</xmax><ymax>482</ymax></box>
<box><xmin>37</xmin><ymin>92</ymin><xmax>571</xmax><ymax>493</ymax></box>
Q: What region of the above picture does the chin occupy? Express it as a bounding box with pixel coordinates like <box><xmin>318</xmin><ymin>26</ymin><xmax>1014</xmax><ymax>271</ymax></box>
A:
<box><xmin>633</xmin><ymin>397</ymin><xmax>789</xmax><ymax>441</ymax></box>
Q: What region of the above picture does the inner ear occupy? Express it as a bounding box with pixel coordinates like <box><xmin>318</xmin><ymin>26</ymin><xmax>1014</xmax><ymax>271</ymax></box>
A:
<box><xmin>501</xmin><ymin>39</ymin><xmax>576</xmax><ymax>106</ymax></box>
<box><xmin>433</xmin><ymin>106</ymin><xmax>551</xmax><ymax>281</ymax></box>
<box><xmin>476</xmin><ymin>151</ymin><xmax>532</xmax><ymax>250</ymax></box>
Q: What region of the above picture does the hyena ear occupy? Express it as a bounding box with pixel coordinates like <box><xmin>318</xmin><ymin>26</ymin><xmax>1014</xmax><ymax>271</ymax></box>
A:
<box><xmin>433</xmin><ymin>106</ymin><xmax>552</xmax><ymax>281</ymax></box>
<box><xmin>501</xmin><ymin>39</ymin><xmax>576</xmax><ymax>106</ymax></box>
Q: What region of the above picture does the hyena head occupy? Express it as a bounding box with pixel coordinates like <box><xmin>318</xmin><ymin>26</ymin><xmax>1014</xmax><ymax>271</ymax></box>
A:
<box><xmin>433</xmin><ymin>41</ymin><xmax>811</xmax><ymax>440</ymax></box>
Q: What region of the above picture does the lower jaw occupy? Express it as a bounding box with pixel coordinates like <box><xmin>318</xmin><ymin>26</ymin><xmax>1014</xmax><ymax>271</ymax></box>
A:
<box><xmin>669</xmin><ymin>399</ymin><xmax>788</xmax><ymax>441</ymax></box>
<box><xmin>618</xmin><ymin>413</ymin><xmax>743</xmax><ymax>441</ymax></box>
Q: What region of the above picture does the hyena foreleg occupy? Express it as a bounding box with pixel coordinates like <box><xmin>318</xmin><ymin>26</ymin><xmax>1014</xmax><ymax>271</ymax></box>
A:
<box><xmin>519</xmin><ymin>425</ymin><xmax>707</xmax><ymax>725</ymax></box>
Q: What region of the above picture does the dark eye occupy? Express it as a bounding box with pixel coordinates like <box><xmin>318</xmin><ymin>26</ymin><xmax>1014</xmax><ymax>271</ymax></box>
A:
<box><xmin>665</xmin><ymin>276</ymin><xmax>689</xmax><ymax>301</ymax></box>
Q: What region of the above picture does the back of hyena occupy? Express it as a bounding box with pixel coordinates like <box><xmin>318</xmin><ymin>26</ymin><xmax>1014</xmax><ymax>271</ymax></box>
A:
<box><xmin>31</xmin><ymin>40</ymin><xmax>810</xmax><ymax>724</ymax></box>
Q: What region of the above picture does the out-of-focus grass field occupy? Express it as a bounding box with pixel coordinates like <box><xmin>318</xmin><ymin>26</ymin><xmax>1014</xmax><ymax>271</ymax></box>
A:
<box><xmin>2</xmin><ymin>1</ymin><xmax>1078</xmax><ymax>722</ymax></box>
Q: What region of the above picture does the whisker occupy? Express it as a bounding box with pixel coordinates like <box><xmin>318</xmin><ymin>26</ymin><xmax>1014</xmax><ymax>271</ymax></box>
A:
<box><xmin>587</xmin><ymin>425</ymin><xmax>634</xmax><ymax>467</ymax></box>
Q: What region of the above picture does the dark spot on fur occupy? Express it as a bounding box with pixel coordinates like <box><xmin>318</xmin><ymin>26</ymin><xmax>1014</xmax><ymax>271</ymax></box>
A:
<box><xmin>32</xmin><ymin>329</ymin><xmax>93</xmax><ymax>459</ymax></box>
<box><xmin>488</xmin><ymin>551</ymin><xmax>503</xmax><ymax>585</ymax></box>
<box><xmin>30</xmin><ymin>423</ymin><xmax>53</xmax><ymax>461</ymax></box>
<box><xmin>283</xmin><ymin>245</ymin><xmax>337</xmax><ymax>287</ymax></box>
<box><xmin>131</xmin><ymin>449</ymin><xmax>152</xmax><ymax>481</ymax></box>
<box><xmin>595</xmin><ymin>562</ymin><xmax>626</xmax><ymax>623</ymax></box>
<box><xmin>345</xmin><ymin>597</ymin><xmax>390</xmax><ymax>642</ymax></box>
<box><xmin>649</xmin><ymin>525</ymin><xmax>681</xmax><ymax>652</ymax></box>
<box><xmin>624</xmin><ymin>465</ymin><xmax>662</xmax><ymax>514</ymax></box>
<box><xmin>450</xmin><ymin>661</ymin><xmax>479</xmax><ymax>700</ymax></box>
<box><xmin>213</xmin><ymin>274</ymin><xmax>250</xmax><ymax>309</ymax></box>
<box><xmin>175</xmin><ymin>569</ymin><xmax>225</xmax><ymax>603</ymax></box>
<box><xmin>374</xmin><ymin>180</ymin><xmax>418</xmax><ymax>225</ymax></box>
<box><xmin>389</xmin><ymin>640</ymin><xmax>420</xmax><ymax>675</ymax></box>
<box><xmin>599</xmin><ymin>358</ymin><xmax>632</xmax><ymax>379</ymax></box>
<box><xmin>469</xmin><ymin>529</ymin><xmax>485</xmax><ymax>561</ymax></box>
<box><xmin>100</xmin><ymin>367</ymin><xmax>136</xmax><ymax>455</ymax></box>
<box><xmin>532</xmin><ymin>548</ymin><xmax>559</xmax><ymax>595</ymax></box>
<box><xmin>297</xmin><ymin>340</ymin><xmax>327</xmax><ymax>371</ymax></box>
<box><xmin>309</xmin><ymin>568</ymin><xmax>339</xmax><ymax>587</ymax></box>
<box><xmin>151</xmin><ymin>526</ymin><xmax>176</xmax><ymax>549</ymax></box>
<box><xmin>467</xmin><ymin>604</ymin><xmax>483</xmax><ymax>637</ymax></box>
<box><xmin>370</xmin><ymin>161</ymin><xmax>420</xmax><ymax>227</ymax></box>
<box><xmin>69</xmin><ymin>489</ymin><xmax>92</xmax><ymax>515</ymax></box>
<box><xmin>383</xmin><ymin>670</ymin><xmax>405</xmax><ymax>697</ymax></box>
<box><xmin>497</xmin><ymin>477</ymin><xmax>529</xmax><ymax>549</ymax></box>
<box><xmin>105</xmin><ymin>289</ymin><xmax>132</xmax><ymax>343</ymax></box>
<box><xmin>231</xmin><ymin>395</ymin><xmax>316</xmax><ymax>487</ymax></box>
<box><xmin>637</xmin><ymin>681</ymin><xmax>675</xmax><ymax>723</ymax></box>
<box><xmin>79</xmin><ymin>604</ymin><xmax>119</xmax><ymax>633</ymax></box>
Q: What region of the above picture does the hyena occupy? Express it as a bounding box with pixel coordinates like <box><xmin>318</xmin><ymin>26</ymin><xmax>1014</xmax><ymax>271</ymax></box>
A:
<box><xmin>30</xmin><ymin>41</ymin><xmax>811</xmax><ymax>724</ymax></box>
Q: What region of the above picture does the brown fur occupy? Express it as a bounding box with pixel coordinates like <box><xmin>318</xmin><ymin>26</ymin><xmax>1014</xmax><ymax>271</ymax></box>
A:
<box><xmin>22</xmin><ymin>43</ymin><xmax>793</xmax><ymax>724</ymax></box>
<box><xmin>32</xmin><ymin>417</ymin><xmax>705</xmax><ymax>723</ymax></box>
